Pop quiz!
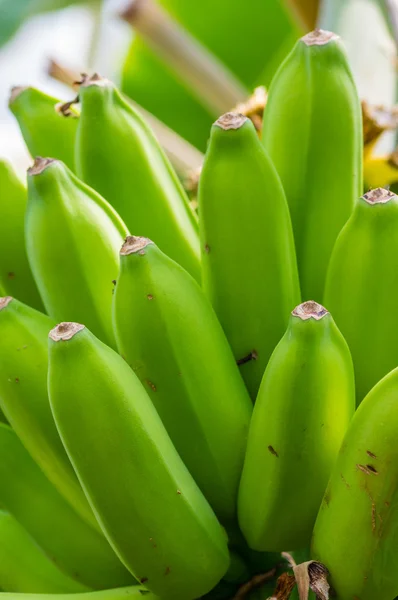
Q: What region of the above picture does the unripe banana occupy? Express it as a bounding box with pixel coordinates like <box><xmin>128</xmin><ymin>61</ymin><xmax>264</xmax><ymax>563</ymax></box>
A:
<box><xmin>9</xmin><ymin>87</ymin><xmax>78</xmax><ymax>171</ymax></box>
<box><xmin>0</xmin><ymin>423</ymin><xmax>134</xmax><ymax>589</ymax></box>
<box><xmin>0</xmin><ymin>587</ymin><xmax>158</xmax><ymax>600</ymax></box>
<box><xmin>26</xmin><ymin>158</ymin><xmax>128</xmax><ymax>348</ymax></box>
<box><xmin>238</xmin><ymin>301</ymin><xmax>355</xmax><ymax>552</ymax></box>
<box><xmin>262</xmin><ymin>29</ymin><xmax>363</xmax><ymax>300</ymax></box>
<box><xmin>324</xmin><ymin>187</ymin><xmax>398</xmax><ymax>403</ymax></box>
<box><xmin>0</xmin><ymin>160</ymin><xmax>43</xmax><ymax>311</ymax></box>
<box><xmin>0</xmin><ymin>511</ymin><xmax>89</xmax><ymax>593</ymax></box>
<box><xmin>112</xmin><ymin>236</ymin><xmax>252</xmax><ymax>521</ymax></box>
<box><xmin>74</xmin><ymin>74</ymin><xmax>200</xmax><ymax>281</ymax></box>
<box><xmin>48</xmin><ymin>321</ymin><xmax>230</xmax><ymax>600</ymax></box>
<box><xmin>312</xmin><ymin>366</ymin><xmax>398</xmax><ymax>600</ymax></box>
<box><xmin>0</xmin><ymin>296</ymin><xmax>96</xmax><ymax>530</ymax></box>
<box><xmin>198</xmin><ymin>112</ymin><xmax>300</xmax><ymax>399</ymax></box>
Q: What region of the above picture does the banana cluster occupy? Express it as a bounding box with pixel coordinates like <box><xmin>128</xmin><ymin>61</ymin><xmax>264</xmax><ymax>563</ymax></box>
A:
<box><xmin>0</xmin><ymin>27</ymin><xmax>397</xmax><ymax>600</ymax></box>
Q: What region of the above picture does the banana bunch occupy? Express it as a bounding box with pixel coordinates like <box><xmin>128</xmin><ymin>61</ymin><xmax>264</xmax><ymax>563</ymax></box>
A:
<box><xmin>1</xmin><ymin>24</ymin><xmax>398</xmax><ymax>600</ymax></box>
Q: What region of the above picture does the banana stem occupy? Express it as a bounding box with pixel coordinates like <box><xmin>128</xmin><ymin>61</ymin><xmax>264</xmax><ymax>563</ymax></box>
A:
<box><xmin>47</xmin><ymin>59</ymin><xmax>203</xmax><ymax>175</ymax></box>
<box><xmin>120</xmin><ymin>0</ymin><xmax>248</xmax><ymax>116</ymax></box>
<box><xmin>231</xmin><ymin>567</ymin><xmax>278</xmax><ymax>599</ymax></box>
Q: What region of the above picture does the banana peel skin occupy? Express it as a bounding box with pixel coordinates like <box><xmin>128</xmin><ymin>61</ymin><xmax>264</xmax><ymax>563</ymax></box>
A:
<box><xmin>0</xmin><ymin>423</ymin><xmax>134</xmax><ymax>590</ymax></box>
<box><xmin>198</xmin><ymin>112</ymin><xmax>300</xmax><ymax>400</ymax></box>
<box><xmin>9</xmin><ymin>87</ymin><xmax>78</xmax><ymax>172</ymax></box>
<box><xmin>0</xmin><ymin>296</ymin><xmax>97</xmax><ymax>531</ymax></box>
<box><xmin>0</xmin><ymin>511</ymin><xmax>89</xmax><ymax>593</ymax></box>
<box><xmin>75</xmin><ymin>74</ymin><xmax>201</xmax><ymax>282</ymax></box>
<box><xmin>312</xmin><ymin>366</ymin><xmax>398</xmax><ymax>600</ymax></box>
<box><xmin>0</xmin><ymin>587</ymin><xmax>158</xmax><ymax>600</ymax></box>
<box><xmin>25</xmin><ymin>158</ymin><xmax>128</xmax><ymax>349</ymax></box>
<box><xmin>238</xmin><ymin>301</ymin><xmax>355</xmax><ymax>552</ymax></box>
<box><xmin>0</xmin><ymin>160</ymin><xmax>43</xmax><ymax>311</ymax></box>
<box><xmin>112</xmin><ymin>237</ymin><xmax>252</xmax><ymax>522</ymax></box>
<box><xmin>48</xmin><ymin>322</ymin><xmax>230</xmax><ymax>600</ymax></box>
<box><xmin>324</xmin><ymin>187</ymin><xmax>398</xmax><ymax>404</ymax></box>
<box><xmin>262</xmin><ymin>29</ymin><xmax>363</xmax><ymax>301</ymax></box>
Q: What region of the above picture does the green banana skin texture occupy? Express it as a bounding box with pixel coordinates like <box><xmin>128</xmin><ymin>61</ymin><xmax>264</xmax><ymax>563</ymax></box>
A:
<box><xmin>238</xmin><ymin>301</ymin><xmax>355</xmax><ymax>552</ymax></box>
<box><xmin>0</xmin><ymin>587</ymin><xmax>159</xmax><ymax>600</ymax></box>
<box><xmin>113</xmin><ymin>237</ymin><xmax>252</xmax><ymax>521</ymax></box>
<box><xmin>0</xmin><ymin>423</ymin><xmax>134</xmax><ymax>590</ymax></box>
<box><xmin>26</xmin><ymin>158</ymin><xmax>128</xmax><ymax>349</ymax></box>
<box><xmin>312</xmin><ymin>367</ymin><xmax>398</xmax><ymax>600</ymax></box>
<box><xmin>48</xmin><ymin>322</ymin><xmax>230</xmax><ymax>600</ymax></box>
<box><xmin>198</xmin><ymin>113</ymin><xmax>300</xmax><ymax>400</ymax></box>
<box><xmin>9</xmin><ymin>87</ymin><xmax>78</xmax><ymax>172</ymax></box>
<box><xmin>75</xmin><ymin>75</ymin><xmax>200</xmax><ymax>282</ymax></box>
<box><xmin>324</xmin><ymin>188</ymin><xmax>398</xmax><ymax>403</ymax></box>
<box><xmin>262</xmin><ymin>29</ymin><xmax>363</xmax><ymax>301</ymax></box>
<box><xmin>0</xmin><ymin>296</ymin><xmax>97</xmax><ymax>531</ymax></box>
<box><xmin>0</xmin><ymin>511</ymin><xmax>89</xmax><ymax>593</ymax></box>
<box><xmin>0</xmin><ymin>161</ymin><xmax>43</xmax><ymax>311</ymax></box>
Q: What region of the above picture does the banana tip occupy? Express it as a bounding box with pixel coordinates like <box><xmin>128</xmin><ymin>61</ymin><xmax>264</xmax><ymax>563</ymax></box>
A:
<box><xmin>120</xmin><ymin>236</ymin><xmax>154</xmax><ymax>256</ymax></box>
<box><xmin>292</xmin><ymin>301</ymin><xmax>329</xmax><ymax>321</ymax></box>
<box><xmin>301</xmin><ymin>29</ymin><xmax>339</xmax><ymax>46</ymax></box>
<box><xmin>79</xmin><ymin>73</ymin><xmax>110</xmax><ymax>88</ymax></box>
<box><xmin>49</xmin><ymin>322</ymin><xmax>85</xmax><ymax>342</ymax></box>
<box><xmin>362</xmin><ymin>188</ymin><xmax>396</xmax><ymax>205</ymax></box>
<box><xmin>0</xmin><ymin>297</ymin><xmax>13</xmax><ymax>311</ymax></box>
<box><xmin>28</xmin><ymin>157</ymin><xmax>57</xmax><ymax>176</ymax></box>
<box><xmin>9</xmin><ymin>86</ymin><xmax>28</xmax><ymax>105</ymax></box>
<box><xmin>214</xmin><ymin>113</ymin><xmax>248</xmax><ymax>131</ymax></box>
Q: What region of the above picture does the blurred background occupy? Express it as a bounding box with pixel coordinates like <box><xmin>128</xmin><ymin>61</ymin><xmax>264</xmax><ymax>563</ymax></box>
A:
<box><xmin>0</xmin><ymin>0</ymin><xmax>397</xmax><ymax>174</ymax></box>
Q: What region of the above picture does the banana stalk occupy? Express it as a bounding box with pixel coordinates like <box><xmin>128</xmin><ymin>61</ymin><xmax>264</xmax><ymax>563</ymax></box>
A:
<box><xmin>74</xmin><ymin>74</ymin><xmax>200</xmax><ymax>281</ymax></box>
<box><xmin>9</xmin><ymin>87</ymin><xmax>78</xmax><ymax>171</ymax></box>
<box><xmin>25</xmin><ymin>158</ymin><xmax>128</xmax><ymax>349</ymax></box>
<box><xmin>48</xmin><ymin>321</ymin><xmax>229</xmax><ymax>600</ymax></box>
<box><xmin>0</xmin><ymin>160</ymin><xmax>43</xmax><ymax>311</ymax></box>
<box><xmin>238</xmin><ymin>301</ymin><xmax>355</xmax><ymax>551</ymax></box>
<box><xmin>0</xmin><ymin>423</ymin><xmax>134</xmax><ymax>590</ymax></box>
<box><xmin>312</xmin><ymin>366</ymin><xmax>398</xmax><ymax>600</ymax></box>
<box><xmin>324</xmin><ymin>187</ymin><xmax>398</xmax><ymax>403</ymax></box>
<box><xmin>198</xmin><ymin>112</ymin><xmax>300</xmax><ymax>399</ymax></box>
<box><xmin>262</xmin><ymin>29</ymin><xmax>363</xmax><ymax>300</ymax></box>
<box><xmin>113</xmin><ymin>236</ymin><xmax>252</xmax><ymax>521</ymax></box>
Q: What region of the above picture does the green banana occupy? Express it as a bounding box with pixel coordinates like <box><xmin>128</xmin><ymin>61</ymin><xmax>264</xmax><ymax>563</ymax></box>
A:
<box><xmin>198</xmin><ymin>112</ymin><xmax>300</xmax><ymax>399</ymax></box>
<box><xmin>262</xmin><ymin>29</ymin><xmax>363</xmax><ymax>300</ymax></box>
<box><xmin>74</xmin><ymin>74</ymin><xmax>200</xmax><ymax>281</ymax></box>
<box><xmin>0</xmin><ymin>423</ymin><xmax>134</xmax><ymax>590</ymax></box>
<box><xmin>9</xmin><ymin>87</ymin><xmax>78</xmax><ymax>171</ymax></box>
<box><xmin>0</xmin><ymin>511</ymin><xmax>89</xmax><ymax>593</ymax></box>
<box><xmin>0</xmin><ymin>295</ymin><xmax>97</xmax><ymax>530</ymax></box>
<box><xmin>238</xmin><ymin>301</ymin><xmax>355</xmax><ymax>551</ymax></box>
<box><xmin>0</xmin><ymin>160</ymin><xmax>43</xmax><ymax>311</ymax></box>
<box><xmin>324</xmin><ymin>187</ymin><xmax>398</xmax><ymax>403</ymax></box>
<box><xmin>25</xmin><ymin>157</ymin><xmax>128</xmax><ymax>348</ymax></box>
<box><xmin>48</xmin><ymin>321</ymin><xmax>229</xmax><ymax>600</ymax></box>
<box><xmin>112</xmin><ymin>236</ymin><xmax>252</xmax><ymax>521</ymax></box>
<box><xmin>0</xmin><ymin>587</ymin><xmax>159</xmax><ymax>600</ymax></box>
<box><xmin>311</xmin><ymin>366</ymin><xmax>398</xmax><ymax>600</ymax></box>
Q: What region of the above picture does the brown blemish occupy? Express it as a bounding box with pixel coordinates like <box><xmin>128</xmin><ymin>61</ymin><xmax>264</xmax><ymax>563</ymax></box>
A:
<box><xmin>147</xmin><ymin>294</ymin><xmax>154</xmax><ymax>300</ymax></box>
<box><xmin>268</xmin><ymin>445</ymin><xmax>278</xmax><ymax>457</ymax></box>
<box><xmin>237</xmin><ymin>350</ymin><xmax>258</xmax><ymax>366</ymax></box>
<box><xmin>385</xmin><ymin>501</ymin><xmax>391</xmax><ymax>507</ymax></box>
<box><xmin>323</xmin><ymin>490</ymin><xmax>331</xmax><ymax>507</ymax></box>
<box><xmin>204</xmin><ymin>244</ymin><xmax>210</xmax><ymax>254</ymax></box>
<box><xmin>164</xmin><ymin>567</ymin><xmax>171</xmax><ymax>576</ymax></box>
<box><xmin>357</xmin><ymin>464</ymin><xmax>378</xmax><ymax>475</ymax></box>
<box><xmin>371</xmin><ymin>502</ymin><xmax>376</xmax><ymax>532</ymax></box>
<box><xmin>55</xmin><ymin>101</ymin><xmax>78</xmax><ymax>118</ymax></box>
<box><xmin>301</xmin><ymin>29</ymin><xmax>339</xmax><ymax>46</ymax></box>
<box><xmin>292</xmin><ymin>301</ymin><xmax>329</xmax><ymax>321</ymax></box>
<box><xmin>177</xmin><ymin>490</ymin><xmax>181</xmax><ymax>495</ymax></box>
<box><xmin>0</xmin><ymin>297</ymin><xmax>13</xmax><ymax>311</ymax></box>
<box><xmin>15</xmin><ymin>378</ymin><xmax>19</xmax><ymax>383</ymax></box>
<box><xmin>146</xmin><ymin>380</ymin><xmax>156</xmax><ymax>392</ymax></box>
<box><xmin>112</xmin><ymin>280</ymin><xmax>116</xmax><ymax>286</ymax></box>
<box><xmin>120</xmin><ymin>236</ymin><xmax>154</xmax><ymax>256</ymax></box>
<box><xmin>341</xmin><ymin>473</ymin><xmax>350</xmax><ymax>489</ymax></box>
<box><xmin>28</xmin><ymin>157</ymin><xmax>57</xmax><ymax>176</ymax></box>
<box><xmin>7</xmin><ymin>272</ymin><xmax>14</xmax><ymax>279</ymax></box>
<box><xmin>140</xmin><ymin>577</ymin><xmax>148</xmax><ymax>584</ymax></box>
<box><xmin>214</xmin><ymin>112</ymin><xmax>248</xmax><ymax>131</ymax></box>
<box><xmin>367</xmin><ymin>450</ymin><xmax>377</xmax><ymax>459</ymax></box>
<box><xmin>49</xmin><ymin>322</ymin><xmax>85</xmax><ymax>342</ymax></box>
<box><xmin>362</xmin><ymin>188</ymin><xmax>395</xmax><ymax>205</ymax></box>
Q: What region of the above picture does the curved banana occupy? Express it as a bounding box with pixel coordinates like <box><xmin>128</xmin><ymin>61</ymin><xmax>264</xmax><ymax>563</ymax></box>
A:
<box><xmin>198</xmin><ymin>112</ymin><xmax>300</xmax><ymax>399</ymax></box>
<box><xmin>0</xmin><ymin>423</ymin><xmax>134</xmax><ymax>590</ymax></box>
<box><xmin>0</xmin><ymin>587</ymin><xmax>158</xmax><ymax>600</ymax></box>
<box><xmin>0</xmin><ymin>295</ymin><xmax>97</xmax><ymax>531</ymax></box>
<box><xmin>112</xmin><ymin>236</ymin><xmax>252</xmax><ymax>521</ymax></box>
<box><xmin>9</xmin><ymin>87</ymin><xmax>78</xmax><ymax>171</ymax></box>
<box><xmin>48</xmin><ymin>321</ymin><xmax>229</xmax><ymax>600</ymax></box>
<box><xmin>262</xmin><ymin>29</ymin><xmax>363</xmax><ymax>300</ymax></box>
<box><xmin>312</xmin><ymin>366</ymin><xmax>398</xmax><ymax>600</ymax></box>
<box><xmin>74</xmin><ymin>74</ymin><xmax>200</xmax><ymax>281</ymax></box>
<box><xmin>0</xmin><ymin>161</ymin><xmax>43</xmax><ymax>311</ymax></box>
<box><xmin>0</xmin><ymin>511</ymin><xmax>89</xmax><ymax>593</ymax></box>
<box><xmin>324</xmin><ymin>187</ymin><xmax>398</xmax><ymax>403</ymax></box>
<box><xmin>238</xmin><ymin>301</ymin><xmax>355</xmax><ymax>551</ymax></box>
<box><xmin>26</xmin><ymin>157</ymin><xmax>128</xmax><ymax>348</ymax></box>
